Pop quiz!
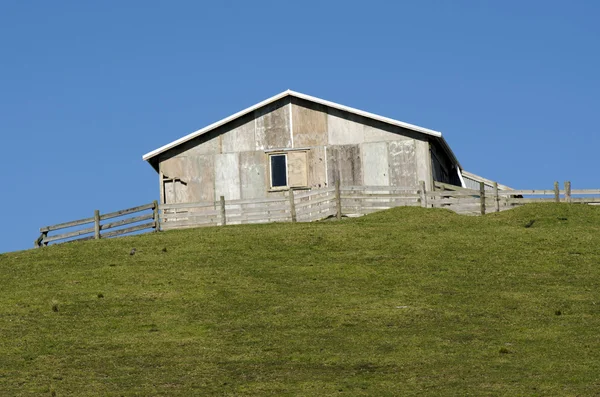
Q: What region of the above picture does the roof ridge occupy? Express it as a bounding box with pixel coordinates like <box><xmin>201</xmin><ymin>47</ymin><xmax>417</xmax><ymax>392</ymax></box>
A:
<box><xmin>142</xmin><ymin>90</ymin><xmax>455</xmax><ymax>168</ymax></box>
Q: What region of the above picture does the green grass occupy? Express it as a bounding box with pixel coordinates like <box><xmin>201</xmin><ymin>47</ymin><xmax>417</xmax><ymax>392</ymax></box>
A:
<box><xmin>2</xmin><ymin>204</ymin><xmax>600</xmax><ymax>396</ymax></box>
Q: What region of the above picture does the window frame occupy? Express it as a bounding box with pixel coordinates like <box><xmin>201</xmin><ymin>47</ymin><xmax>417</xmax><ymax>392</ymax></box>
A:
<box><xmin>267</xmin><ymin>149</ymin><xmax>309</xmax><ymax>191</ymax></box>
<box><xmin>268</xmin><ymin>153</ymin><xmax>289</xmax><ymax>190</ymax></box>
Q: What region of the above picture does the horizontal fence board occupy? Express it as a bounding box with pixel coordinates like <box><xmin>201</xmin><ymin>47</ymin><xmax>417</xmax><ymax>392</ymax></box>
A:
<box><xmin>506</xmin><ymin>198</ymin><xmax>561</xmax><ymax>204</ymax></box>
<box><xmin>340</xmin><ymin>194</ymin><xmax>420</xmax><ymax>200</ymax></box>
<box><xmin>496</xmin><ymin>190</ymin><xmax>558</xmax><ymax>196</ymax></box>
<box><xmin>343</xmin><ymin>207</ymin><xmax>389</xmax><ymax>215</ymax></box>
<box><xmin>570</xmin><ymin>198</ymin><xmax>600</xmax><ymax>203</ymax></box>
<box><xmin>101</xmin><ymin>222</ymin><xmax>155</xmax><ymax>238</ymax></box>
<box><xmin>294</xmin><ymin>187</ymin><xmax>335</xmax><ymax>199</ymax></box>
<box><xmin>227</xmin><ymin>212</ymin><xmax>291</xmax><ymax>222</ymax></box>
<box><xmin>100</xmin><ymin>203</ymin><xmax>155</xmax><ymax>221</ymax></box>
<box><xmin>296</xmin><ymin>201</ymin><xmax>336</xmax><ymax>212</ymax></box>
<box><xmin>224</xmin><ymin>197</ymin><xmax>288</xmax><ymax>206</ymax></box>
<box><xmin>295</xmin><ymin>196</ymin><xmax>334</xmax><ymax>209</ymax></box>
<box><xmin>431</xmin><ymin>191</ymin><xmax>480</xmax><ymax>198</ymax></box>
<box><xmin>166</xmin><ymin>217</ymin><xmax>220</xmax><ymax>225</ymax></box>
<box><xmin>161</xmin><ymin>210</ymin><xmax>220</xmax><ymax>219</ymax></box>
<box><xmin>160</xmin><ymin>219</ymin><xmax>219</xmax><ymax>230</ymax></box>
<box><xmin>296</xmin><ymin>207</ymin><xmax>336</xmax><ymax>218</ymax></box>
<box><xmin>341</xmin><ymin>185</ymin><xmax>419</xmax><ymax>192</ymax></box>
<box><xmin>342</xmin><ymin>199</ymin><xmax>419</xmax><ymax>206</ymax></box>
<box><xmin>160</xmin><ymin>201</ymin><xmax>216</xmax><ymax>210</ymax></box>
<box><xmin>427</xmin><ymin>198</ymin><xmax>480</xmax><ymax>205</ymax></box>
<box><xmin>570</xmin><ymin>190</ymin><xmax>600</xmax><ymax>195</ymax></box>
<box><xmin>225</xmin><ymin>204</ymin><xmax>290</xmax><ymax>215</ymax></box>
<box><xmin>297</xmin><ymin>213</ymin><xmax>335</xmax><ymax>222</ymax></box>
<box><xmin>101</xmin><ymin>213</ymin><xmax>154</xmax><ymax>231</ymax></box>
<box><xmin>40</xmin><ymin>216</ymin><xmax>95</xmax><ymax>233</ymax></box>
<box><xmin>227</xmin><ymin>210</ymin><xmax>290</xmax><ymax>219</ymax></box>
<box><xmin>434</xmin><ymin>182</ymin><xmax>479</xmax><ymax>193</ymax></box>
<box><xmin>227</xmin><ymin>207</ymin><xmax>285</xmax><ymax>215</ymax></box>
<box><xmin>43</xmin><ymin>226</ymin><xmax>96</xmax><ymax>244</ymax></box>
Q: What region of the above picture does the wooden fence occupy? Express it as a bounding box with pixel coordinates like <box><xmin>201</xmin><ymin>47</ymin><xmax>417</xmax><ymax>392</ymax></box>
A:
<box><xmin>35</xmin><ymin>201</ymin><xmax>159</xmax><ymax>247</ymax></box>
<box><xmin>431</xmin><ymin>180</ymin><xmax>600</xmax><ymax>215</ymax></box>
<box><xmin>36</xmin><ymin>180</ymin><xmax>600</xmax><ymax>246</ymax></box>
<box><xmin>160</xmin><ymin>186</ymin><xmax>338</xmax><ymax>230</ymax></box>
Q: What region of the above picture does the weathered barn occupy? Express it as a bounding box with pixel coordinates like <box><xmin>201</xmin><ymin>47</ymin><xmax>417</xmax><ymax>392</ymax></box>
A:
<box><xmin>143</xmin><ymin>90</ymin><xmax>466</xmax><ymax>205</ymax></box>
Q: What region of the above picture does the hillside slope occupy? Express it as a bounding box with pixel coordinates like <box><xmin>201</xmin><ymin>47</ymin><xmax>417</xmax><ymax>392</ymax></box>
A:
<box><xmin>2</xmin><ymin>204</ymin><xmax>600</xmax><ymax>396</ymax></box>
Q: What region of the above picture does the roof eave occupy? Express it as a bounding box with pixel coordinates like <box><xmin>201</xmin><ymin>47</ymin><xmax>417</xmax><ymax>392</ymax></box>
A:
<box><xmin>142</xmin><ymin>90</ymin><xmax>446</xmax><ymax>164</ymax></box>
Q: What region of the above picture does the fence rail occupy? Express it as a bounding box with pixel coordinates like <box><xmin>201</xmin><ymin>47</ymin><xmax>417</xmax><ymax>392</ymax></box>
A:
<box><xmin>36</xmin><ymin>180</ymin><xmax>600</xmax><ymax>247</ymax></box>
<box><xmin>35</xmin><ymin>201</ymin><xmax>159</xmax><ymax>247</ymax></box>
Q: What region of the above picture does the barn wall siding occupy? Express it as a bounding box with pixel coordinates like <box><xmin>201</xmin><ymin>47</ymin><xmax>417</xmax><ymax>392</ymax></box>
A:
<box><xmin>240</xmin><ymin>151</ymin><xmax>267</xmax><ymax>199</ymax></box>
<box><xmin>361</xmin><ymin>142</ymin><xmax>390</xmax><ymax>186</ymax></box>
<box><xmin>221</xmin><ymin>118</ymin><xmax>255</xmax><ymax>153</ymax></box>
<box><xmin>255</xmin><ymin>99</ymin><xmax>292</xmax><ymax>150</ymax></box>
<box><xmin>291</xmin><ymin>99</ymin><xmax>328</xmax><ymax>148</ymax></box>
<box><xmin>214</xmin><ymin>153</ymin><xmax>241</xmax><ymax>200</ymax></box>
<box><xmin>327</xmin><ymin>145</ymin><xmax>362</xmax><ymax>186</ymax></box>
<box><xmin>327</xmin><ymin>108</ymin><xmax>365</xmax><ymax>145</ymax></box>
<box><xmin>388</xmin><ymin>140</ymin><xmax>418</xmax><ymax>187</ymax></box>
<box><xmin>307</xmin><ymin>146</ymin><xmax>328</xmax><ymax>188</ymax></box>
<box><xmin>156</xmin><ymin>96</ymin><xmax>453</xmax><ymax>205</ymax></box>
<box><xmin>414</xmin><ymin>140</ymin><xmax>432</xmax><ymax>190</ymax></box>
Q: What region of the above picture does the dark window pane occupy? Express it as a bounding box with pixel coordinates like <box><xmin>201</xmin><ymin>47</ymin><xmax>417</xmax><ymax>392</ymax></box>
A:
<box><xmin>270</xmin><ymin>155</ymin><xmax>287</xmax><ymax>187</ymax></box>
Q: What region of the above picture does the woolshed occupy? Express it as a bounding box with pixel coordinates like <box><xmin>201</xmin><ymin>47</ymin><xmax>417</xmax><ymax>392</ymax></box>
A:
<box><xmin>143</xmin><ymin>90</ymin><xmax>466</xmax><ymax>205</ymax></box>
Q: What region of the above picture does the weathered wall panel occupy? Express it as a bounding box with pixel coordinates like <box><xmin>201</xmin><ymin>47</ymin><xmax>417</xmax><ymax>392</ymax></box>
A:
<box><xmin>239</xmin><ymin>151</ymin><xmax>267</xmax><ymax>199</ymax></box>
<box><xmin>414</xmin><ymin>140</ymin><xmax>432</xmax><ymax>190</ymax></box>
<box><xmin>327</xmin><ymin>108</ymin><xmax>365</xmax><ymax>145</ymax></box>
<box><xmin>221</xmin><ymin>118</ymin><xmax>255</xmax><ymax>153</ymax></box>
<box><xmin>364</xmin><ymin>124</ymin><xmax>409</xmax><ymax>142</ymax></box>
<box><xmin>255</xmin><ymin>100</ymin><xmax>292</xmax><ymax>150</ymax></box>
<box><xmin>214</xmin><ymin>153</ymin><xmax>241</xmax><ymax>200</ymax></box>
<box><xmin>361</xmin><ymin>142</ymin><xmax>390</xmax><ymax>186</ymax></box>
<box><xmin>327</xmin><ymin>145</ymin><xmax>362</xmax><ymax>186</ymax></box>
<box><xmin>188</xmin><ymin>155</ymin><xmax>215</xmax><ymax>202</ymax></box>
<box><xmin>288</xmin><ymin>151</ymin><xmax>308</xmax><ymax>187</ymax></box>
<box><xmin>388</xmin><ymin>140</ymin><xmax>418</xmax><ymax>187</ymax></box>
<box><xmin>160</xmin><ymin>156</ymin><xmax>187</xmax><ymax>179</ymax></box>
<box><xmin>291</xmin><ymin>100</ymin><xmax>328</xmax><ymax>147</ymax></box>
<box><xmin>307</xmin><ymin>146</ymin><xmax>327</xmax><ymax>188</ymax></box>
<box><xmin>161</xmin><ymin>155</ymin><xmax>216</xmax><ymax>203</ymax></box>
<box><xmin>181</xmin><ymin>131</ymin><xmax>221</xmax><ymax>156</ymax></box>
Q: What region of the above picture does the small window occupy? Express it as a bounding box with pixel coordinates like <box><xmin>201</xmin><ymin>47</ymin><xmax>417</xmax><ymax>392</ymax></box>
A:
<box><xmin>270</xmin><ymin>154</ymin><xmax>288</xmax><ymax>188</ymax></box>
<box><xmin>268</xmin><ymin>151</ymin><xmax>308</xmax><ymax>190</ymax></box>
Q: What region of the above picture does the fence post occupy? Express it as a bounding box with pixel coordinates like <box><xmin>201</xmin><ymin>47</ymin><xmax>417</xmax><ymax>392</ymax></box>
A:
<box><xmin>94</xmin><ymin>210</ymin><xmax>101</xmax><ymax>239</ymax></box>
<box><xmin>220</xmin><ymin>196</ymin><xmax>226</xmax><ymax>226</ymax></box>
<box><xmin>153</xmin><ymin>200</ymin><xmax>160</xmax><ymax>232</ymax></box>
<box><xmin>554</xmin><ymin>181</ymin><xmax>560</xmax><ymax>203</ymax></box>
<box><xmin>34</xmin><ymin>232</ymin><xmax>47</xmax><ymax>248</ymax></box>
<box><xmin>289</xmin><ymin>189</ymin><xmax>297</xmax><ymax>223</ymax></box>
<box><xmin>493</xmin><ymin>182</ymin><xmax>500</xmax><ymax>213</ymax></box>
<box><xmin>564</xmin><ymin>181</ymin><xmax>572</xmax><ymax>203</ymax></box>
<box><xmin>479</xmin><ymin>182</ymin><xmax>486</xmax><ymax>215</ymax></box>
<box><xmin>335</xmin><ymin>178</ymin><xmax>342</xmax><ymax>220</ymax></box>
<box><xmin>420</xmin><ymin>180</ymin><xmax>427</xmax><ymax>208</ymax></box>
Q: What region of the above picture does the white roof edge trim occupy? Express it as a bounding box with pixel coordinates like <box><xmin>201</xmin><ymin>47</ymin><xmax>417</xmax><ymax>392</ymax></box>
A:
<box><xmin>142</xmin><ymin>89</ymin><xmax>443</xmax><ymax>162</ymax></box>
<box><xmin>142</xmin><ymin>90</ymin><xmax>291</xmax><ymax>161</ymax></box>
<box><xmin>287</xmin><ymin>90</ymin><xmax>442</xmax><ymax>138</ymax></box>
<box><xmin>456</xmin><ymin>167</ymin><xmax>467</xmax><ymax>188</ymax></box>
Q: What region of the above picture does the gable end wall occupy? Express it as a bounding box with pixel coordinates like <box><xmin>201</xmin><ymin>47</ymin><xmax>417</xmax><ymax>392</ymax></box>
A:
<box><xmin>157</xmin><ymin>96</ymin><xmax>441</xmax><ymax>204</ymax></box>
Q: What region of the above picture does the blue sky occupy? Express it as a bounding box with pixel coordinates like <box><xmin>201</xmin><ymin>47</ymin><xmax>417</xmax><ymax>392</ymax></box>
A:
<box><xmin>1</xmin><ymin>1</ymin><xmax>598</xmax><ymax>253</ymax></box>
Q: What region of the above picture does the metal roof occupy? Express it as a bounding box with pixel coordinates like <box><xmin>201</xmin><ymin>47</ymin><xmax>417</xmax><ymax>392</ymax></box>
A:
<box><xmin>142</xmin><ymin>89</ymin><xmax>460</xmax><ymax>168</ymax></box>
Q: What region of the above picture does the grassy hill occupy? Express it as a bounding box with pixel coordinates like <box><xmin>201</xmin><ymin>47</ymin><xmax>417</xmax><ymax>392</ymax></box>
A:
<box><xmin>2</xmin><ymin>204</ymin><xmax>600</xmax><ymax>396</ymax></box>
